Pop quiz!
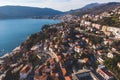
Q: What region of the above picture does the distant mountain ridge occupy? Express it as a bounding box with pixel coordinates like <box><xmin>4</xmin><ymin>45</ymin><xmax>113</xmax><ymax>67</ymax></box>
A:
<box><xmin>0</xmin><ymin>6</ymin><xmax>63</xmax><ymax>19</ymax></box>
<box><xmin>81</xmin><ymin>3</ymin><xmax>100</xmax><ymax>10</ymax></box>
<box><xmin>0</xmin><ymin>2</ymin><xmax>120</xmax><ymax>19</ymax></box>
<box><xmin>66</xmin><ymin>3</ymin><xmax>100</xmax><ymax>14</ymax></box>
<box><xmin>70</xmin><ymin>2</ymin><xmax>120</xmax><ymax>16</ymax></box>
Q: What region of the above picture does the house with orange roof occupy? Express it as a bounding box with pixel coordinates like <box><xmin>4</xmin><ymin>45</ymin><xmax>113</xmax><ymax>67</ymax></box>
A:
<box><xmin>97</xmin><ymin>50</ymin><xmax>104</xmax><ymax>55</ymax></box>
<box><xmin>57</xmin><ymin>55</ymin><xmax>62</xmax><ymax>62</ymax></box>
<box><xmin>34</xmin><ymin>74</ymin><xmax>48</xmax><ymax>80</ymax></box>
<box><xmin>20</xmin><ymin>64</ymin><xmax>33</xmax><ymax>80</ymax></box>
<box><xmin>61</xmin><ymin>67</ymin><xmax>72</xmax><ymax>80</ymax></box>
<box><xmin>65</xmin><ymin>76</ymin><xmax>71</xmax><ymax>80</ymax></box>
<box><xmin>35</xmin><ymin>65</ymin><xmax>46</xmax><ymax>75</ymax></box>
<box><xmin>34</xmin><ymin>58</ymin><xmax>59</xmax><ymax>80</ymax></box>
<box><xmin>61</xmin><ymin>68</ymin><xmax>67</xmax><ymax>76</ymax></box>
<box><xmin>74</xmin><ymin>46</ymin><xmax>83</xmax><ymax>53</ymax></box>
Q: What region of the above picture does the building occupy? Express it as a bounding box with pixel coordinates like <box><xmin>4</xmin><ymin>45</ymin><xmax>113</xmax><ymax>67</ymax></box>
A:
<box><xmin>34</xmin><ymin>58</ymin><xmax>59</xmax><ymax>80</ymax></box>
<box><xmin>31</xmin><ymin>45</ymin><xmax>39</xmax><ymax>51</ymax></box>
<box><xmin>102</xmin><ymin>26</ymin><xmax>120</xmax><ymax>39</ymax></box>
<box><xmin>61</xmin><ymin>68</ymin><xmax>67</xmax><ymax>76</ymax></box>
<box><xmin>0</xmin><ymin>65</ymin><xmax>6</xmax><ymax>74</ymax></box>
<box><xmin>61</xmin><ymin>67</ymin><xmax>72</xmax><ymax>80</ymax></box>
<box><xmin>84</xmin><ymin>21</ymin><xmax>91</xmax><ymax>26</ymax></box>
<box><xmin>97</xmin><ymin>57</ymin><xmax>104</xmax><ymax>64</ymax></box>
<box><xmin>107</xmin><ymin>27</ymin><xmax>120</xmax><ymax>39</ymax></box>
<box><xmin>107</xmin><ymin>52</ymin><xmax>114</xmax><ymax>59</ymax></box>
<box><xmin>97</xmin><ymin>65</ymin><xmax>114</xmax><ymax>80</ymax></box>
<box><xmin>0</xmin><ymin>65</ymin><xmax>6</xmax><ymax>80</ymax></box>
<box><xmin>92</xmin><ymin>23</ymin><xmax>101</xmax><ymax>30</ymax></box>
<box><xmin>72</xmin><ymin>69</ymin><xmax>99</xmax><ymax>80</ymax></box>
<box><xmin>0</xmin><ymin>73</ymin><xmax>6</xmax><ymax>80</ymax></box>
<box><xmin>102</xmin><ymin>26</ymin><xmax>108</xmax><ymax>32</ymax></box>
<box><xmin>117</xmin><ymin>62</ymin><xmax>120</xmax><ymax>68</ymax></box>
<box><xmin>78</xmin><ymin>58</ymin><xmax>89</xmax><ymax>64</ymax></box>
<box><xmin>97</xmin><ymin>50</ymin><xmax>104</xmax><ymax>56</ymax></box>
<box><xmin>65</xmin><ymin>76</ymin><xmax>71</xmax><ymax>80</ymax></box>
<box><xmin>74</xmin><ymin>46</ymin><xmax>83</xmax><ymax>53</ymax></box>
<box><xmin>20</xmin><ymin>64</ymin><xmax>33</xmax><ymax>80</ymax></box>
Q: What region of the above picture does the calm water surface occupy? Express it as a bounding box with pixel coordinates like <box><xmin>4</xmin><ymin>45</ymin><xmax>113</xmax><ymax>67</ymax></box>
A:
<box><xmin>0</xmin><ymin>19</ymin><xmax>60</xmax><ymax>56</ymax></box>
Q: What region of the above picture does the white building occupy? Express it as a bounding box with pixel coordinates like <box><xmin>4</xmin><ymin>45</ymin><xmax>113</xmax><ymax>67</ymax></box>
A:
<box><xmin>72</xmin><ymin>69</ymin><xmax>99</xmax><ymax>80</ymax></box>
<box><xmin>107</xmin><ymin>27</ymin><xmax>120</xmax><ymax>39</ymax></box>
<box><xmin>97</xmin><ymin>65</ymin><xmax>114</xmax><ymax>80</ymax></box>
<box><xmin>74</xmin><ymin>46</ymin><xmax>83</xmax><ymax>53</ymax></box>
<box><xmin>97</xmin><ymin>57</ymin><xmax>104</xmax><ymax>64</ymax></box>
<box><xmin>117</xmin><ymin>62</ymin><xmax>120</xmax><ymax>68</ymax></box>
<box><xmin>31</xmin><ymin>45</ymin><xmax>39</xmax><ymax>51</ymax></box>
<box><xmin>107</xmin><ymin>52</ymin><xmax>114</xmax><ymax>59</ymax></box>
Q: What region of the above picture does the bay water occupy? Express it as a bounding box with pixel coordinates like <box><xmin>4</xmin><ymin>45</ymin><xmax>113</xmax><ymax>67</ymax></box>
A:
<box><xmin>0</xmin><ymin>19</ymin><xmax>60</xmax><ymax>56</ymax></box>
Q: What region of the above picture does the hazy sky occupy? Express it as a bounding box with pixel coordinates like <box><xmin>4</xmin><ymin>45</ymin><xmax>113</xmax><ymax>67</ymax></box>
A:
<box><xmin>0</xmin><ymin>0</ymin><xmax>120</xmax><ymax>11</ymax></box>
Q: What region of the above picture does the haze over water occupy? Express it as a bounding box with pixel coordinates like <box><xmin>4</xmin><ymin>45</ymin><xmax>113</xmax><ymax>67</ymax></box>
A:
<box><xmin>0</xmin><ymin>19</ymin><xmax>60</xmax><ymax>56</ymax></box>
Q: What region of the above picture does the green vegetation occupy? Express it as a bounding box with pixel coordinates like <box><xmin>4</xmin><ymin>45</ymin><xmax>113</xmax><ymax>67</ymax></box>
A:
<box><xmin>12</xmin><ymin>70</ymin><xmax>20</xmax><ymax>80</ymax></box>
<box><xmin>21</xmin><ymin>31</ymin><xmax>46</xmax><ymax>50</ymax></box>
<box><xmin>88</xmin><ymin>35</ymin><xmax>103</xmax><ymax>44</ymax></box>
<box><xmin>21</xmin><ymin>24</ymin><xmax>58</xmax><ymax>51</ymax></box>
<box><xmin>29</xmin><ymin>53</ymin><xmax>41</xmax><ymax>67</ymax></box>
<box><xmin>41</xmin><ymin>24</ymin><xmax>50</xmax><ymax>31</ymax></box>
<box><xmin>97</xmin><ymin>14</ymin><xmax>120</xmax><ymax>27</ymax></box>
<box><xmin>112</xmin><ymin>40</ymin><xmax>120</xmax><ymax>51</ymax></box>
<box><xmin>104</xmin><ymin>54</ymin><xmax>120</xmax><ymax>79</ymax></box>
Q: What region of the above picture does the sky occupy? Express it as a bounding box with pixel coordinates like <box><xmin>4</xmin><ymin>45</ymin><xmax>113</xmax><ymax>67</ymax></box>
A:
<box><xmin>0</xmin><ymin>0</ymin><xmax>120</xmax><ymax>11</ymax></box>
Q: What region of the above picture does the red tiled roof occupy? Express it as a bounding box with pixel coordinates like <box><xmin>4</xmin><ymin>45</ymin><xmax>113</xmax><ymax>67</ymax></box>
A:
<box><xmin>38</xmin><ymin>65</ymin><xmax>46</xmax><ymax>73</ymax></box>
<box><xmin>57</xmin><ymin>55</ymin><xmax>62</xmax><ymax>61</ymax></box>
<box><xmin>20</xmin><ymin>65</ymin><xmax>30</xmax><ymax>73</ymax></box>
<box><xmin>99</xmin><ymin>68</ymin><xmax>113</xmax><ymax>77</ymax></box>
<box><xmin>34</xmin><ymin>75</ymin><xmax>48</xmax><ymax>80</ymax></box>
<box><xmin>76</xmin><ymin>46</ymin><xmax>80</xmax><ymax>48</ymax></box>
<box><xmin>61</xmin><ymin>68</ymin><xmax>67</xmax><ymax>76</ymax></box>
<box><xmin>65</xmin><ymin>76</ymin><xmax>71</xmax><ymax>80</ymax></box>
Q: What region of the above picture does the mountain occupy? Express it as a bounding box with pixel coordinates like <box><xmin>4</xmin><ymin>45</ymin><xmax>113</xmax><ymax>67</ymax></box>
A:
<box><xmin>69</xmin><ymin>2</ymin><xmax>120</xmax><ymax>16</ymax></box>
<box><xmin>0</xmin><ymin>2</ymin><xmax>119</xmax><ymax>19</ymax></box>
<box><xmin>0</xmin><ymin>6</ymin><xmax>63</xmax><ymax>19</ymax></box>
<box><xmin>66</xmin><ymin>3</ymin><xmax>100</xmax><ymax>14</ymax></box>
<box><xmin>81</xmin><ymin>3</ymin><xmax>100</xmax><ymax>10</ymax></box>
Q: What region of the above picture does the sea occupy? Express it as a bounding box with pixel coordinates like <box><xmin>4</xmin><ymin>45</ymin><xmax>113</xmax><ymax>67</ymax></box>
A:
<box><xmin>0</xmin><ymin>19</ymin><xmax>60</xmax><ymax>56</ymax></box>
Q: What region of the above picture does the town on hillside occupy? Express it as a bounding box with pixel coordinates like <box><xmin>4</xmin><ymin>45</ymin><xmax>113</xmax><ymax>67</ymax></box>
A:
<box><xmin>0</xmin><ymin>5</ymin><xmax>120</xmax><ymax>80</ymax></box>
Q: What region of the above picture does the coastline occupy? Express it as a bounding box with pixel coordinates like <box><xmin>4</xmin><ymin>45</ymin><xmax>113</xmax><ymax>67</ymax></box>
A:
<box><xmin>0</xmin><ymin>46</ymin><xmax>21</xmax><ymax>59</ymax></box>
<box><xmin>0</xmin><ymin>19</ymin><xmax>61</xmax><ymax>58</ymax></box>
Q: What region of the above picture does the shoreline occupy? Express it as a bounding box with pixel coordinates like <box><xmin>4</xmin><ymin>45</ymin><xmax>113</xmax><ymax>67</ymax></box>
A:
<box><xmin>0</xmin><ymin>46</ymin><xmax>21</xmax><ymax>59</ymax></box>
<box><xmin>0</xmin><ymin>19</ymin><xmax>61</xmax><ymax>59</ymax></box>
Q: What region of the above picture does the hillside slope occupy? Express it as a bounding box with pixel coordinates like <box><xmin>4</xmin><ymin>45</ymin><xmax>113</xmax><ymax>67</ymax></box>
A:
<box><xmin>0</xmin><ymin>6</ymin><xmax>63</xmax><ymax>19</ymax></box>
